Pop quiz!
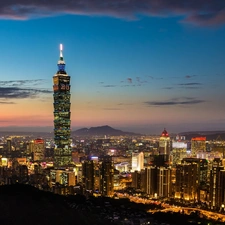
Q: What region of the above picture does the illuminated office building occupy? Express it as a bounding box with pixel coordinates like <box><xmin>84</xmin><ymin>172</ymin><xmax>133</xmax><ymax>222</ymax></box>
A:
<box><xmin>171</xmin><ymin>141</ymin><xmax>187</xmax><ymax>166</ymax></box>
<box><xmin>50</xmin><ymin>169</ymin><xmax>76</xmax><ymax>187</ymax></box>
<box><xmin>182</xmin><ymin>158</ymin><xmax>208</xmax><ymax>201</ymax></box>
<box><xmin>209</xmin><ymin>158</ymin><xmax>225</xmax><ymax>210</ymax></box>
<box><xmin>32</xmin><ymin>139</ymin><xmax>45</xmax><ymax>161</ymax></box>
<box><xmin>157</xmin><ymin>167</ymin><xmax>172</xmax><ymax>198</ymax></box>
<box><xmin>82</xmin><ymin>160</ymin><xmax>95</xmax><ymax>192</ymax></box>
<box><xmin>99</xmin><ymin>156</ymin><xmax>114</xmax><ymax>196</ymax></box>
<box><xmin>145</xmin><ymin>166</ymin><xmax>157</xmax><ymax>197</ymax></box>
<box><xmin>53</xmin><ymin>44</ymin><xmax>72</xmax><ymax>168</ymax></box>
<box><xmin>145</xmin><ymin>166</ymin><xmax>171</xmax><ymax>198</ymax></box>
<box><xmin>191</xmin><ymin>137</ymin><xmax>206</xmax><ymax>157</ymax></box>
<box><xmin>131</xmin><ymin>152</ymin><xmax>144</xmax><ymax>172</ymax></box>
<box><xmin>175</xmin><ymin>162</ymin><xmax>198</xmax><ymax>201</ymax></box>
<box><xmin>157</xmin><ymin>129</ymin><xmax>171</xmax><ymax>166</ymax></box>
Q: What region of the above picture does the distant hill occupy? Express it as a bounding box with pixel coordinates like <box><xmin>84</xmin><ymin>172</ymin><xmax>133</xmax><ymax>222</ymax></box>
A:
<box><xmin>72</xmin><ymin>125</ymin><xmax>140</xmax><ymax>136</ymax></box>
<box><xmin>179</xmin><ymin>131</ymin><xmax>225</xmax><ymax>141</ymax></box>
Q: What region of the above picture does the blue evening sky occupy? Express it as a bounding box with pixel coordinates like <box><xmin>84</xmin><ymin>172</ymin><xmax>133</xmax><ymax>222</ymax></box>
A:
<box><xmin>0</xmin><ymin>1</ymin><xmax>225</xmax><ymax>134</ymax></box>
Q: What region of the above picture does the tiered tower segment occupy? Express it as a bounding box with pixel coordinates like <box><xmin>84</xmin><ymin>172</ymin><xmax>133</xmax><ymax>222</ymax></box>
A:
<box><xmin>53</xmin><ymin>44</ymin><xmax>71</xmax><ymax>168</ymax></box>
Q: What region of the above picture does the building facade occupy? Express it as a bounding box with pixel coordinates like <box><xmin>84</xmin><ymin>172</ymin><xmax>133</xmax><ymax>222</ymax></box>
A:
<box><xmin>131</xmin><ymin>152</ymin><xmax>144</xmax><ymax>172</ymax></box>
<box><xmin>158</xmin><ymin>129</ymin><xmax>171</xmax><ymax>167</ymax></box>
<box><xmin>82</xmin><ymin>160</ymin><xmax>95</xmax><ymax>192</ymax></box>
<box><xmin>53</xmin><ymin>44</ymin><xmax>72</xmax><ymax>168</ymax></box>
<box><xmin>191</xmin><ymin>137</ymin><xmax>206</xmax><ymax>157</ymax></box>
<box><xmin>32</xmin><ymin>139</ymin><xmax>45</xmax><ymax>161</ymax></box>
<box><xmin>99</xmin><ymin>156</ymin><xmax>114</xmax><ymax>196</ymax></box>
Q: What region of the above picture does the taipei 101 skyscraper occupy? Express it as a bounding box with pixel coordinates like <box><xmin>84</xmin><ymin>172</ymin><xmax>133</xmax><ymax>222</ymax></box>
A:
<box><xmin>53</xmin><ymin>44</ymin><xmax>72</xmax><ymax>168</ymax></box>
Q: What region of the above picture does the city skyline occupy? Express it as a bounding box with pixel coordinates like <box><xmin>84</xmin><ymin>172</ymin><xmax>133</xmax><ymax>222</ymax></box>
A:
<box><xmin>0</xmin><ymin>1</ymin><xmax>225</xmax><ymax>134</ymax></box>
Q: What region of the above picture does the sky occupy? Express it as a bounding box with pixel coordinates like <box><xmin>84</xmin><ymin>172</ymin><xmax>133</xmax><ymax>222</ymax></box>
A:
<box><xmin>0</xmin><ymin>1</ymin><xmax>225</xmax><ymax>134</ymax></box>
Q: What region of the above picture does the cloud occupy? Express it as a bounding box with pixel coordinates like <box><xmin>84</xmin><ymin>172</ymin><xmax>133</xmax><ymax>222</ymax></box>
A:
<box><xmin>147</xmin><ymin>75</ymin><xmax>163</xmax><ymax>80</ymax></box>
<box><xmin>178</xmin><ymin>82</ymin><xmax>202</xmax><ymax>86</ymax></box>
<box><xmin>0</xmin><ymin>79</ymin><xmax>52</xmax><ymax>103</ymax></box>
<box><xmin>185</xmin><ymin>75</ymin><xmax>197</xmax><ymax>79</ymax></box>
<box><xmin>162</xmin><ymin>87</ymin><xmax>174</xmax><ymax>90</ymax></box>
<box><xmin>0</xmin><ymin>1</ymin><xmax>224</xmax><ymax>26</ymax></box>
<box><xmin>0</xmin><ymin>101</ymin><xmax>15</xmax><ymax>104</ymax></box>
<box><xmin>144</xmin><ymin>97</ymin><xmax>206</xmax><ymax>106</ymax></box>
<box><xmin>0</xmin><ymin>87</ymin><xmax>51</xmax><ymax>99</ymax></box>
<box><xmin>127</xmin><ymin>78</ymin><xmax>132</xmax><ymax>83</ymax></box>
<box><xmin>178</xmin><ymin>82</ymin><xmax>202</xmax><ymax>89</ymax></box>
<box><xmin>0</xmin><ymin>79</ymin><xmax>45</xmax><ymax>86</ymax></box>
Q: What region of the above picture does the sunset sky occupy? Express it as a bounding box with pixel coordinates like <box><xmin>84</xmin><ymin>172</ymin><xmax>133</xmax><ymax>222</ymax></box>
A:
<box><xmin>0</xmin><ymin>1</ymin><xmax>225</xmax><ymax>134</ymax></box>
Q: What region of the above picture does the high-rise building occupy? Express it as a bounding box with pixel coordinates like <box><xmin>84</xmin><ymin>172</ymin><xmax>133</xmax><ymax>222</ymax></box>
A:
<box><xmin>144</xmin><ymin>166</ymin><xmax>171</xmax><ymax>198</ymax></box>
<box><xmin>191</xmin><ymin>137</ymin><xmax>206</xmax><ymax>157</ymax></box>
<box><xmin>145</xmin><ymin>166</ymin><xmax>157</xmax><ymax>197</ymax></box>
<box><xmin>157</xmin><ymin>129</ymin><xmax>171</xmax><ymax>167</ymax></box>
<box><xmin>6</xmin><ymin>138</ymin><xmax>12</xmax><ymax>154</ymax></box>
<box><xmin>182</xmin><ymin>157</ymin><xmax>208</xmax><ymax>201</ymax></box>
<box><xmin>175</xmin><ymin>162</ymin><xmax>198</xmax><ymax>201</ymax></box>
<box><xmin>53</xmin><ymin>44</ymin><xmax>72</xmax><ymax>168</ymax></box>
<box><xmin>131</xmin><ymin>152</ymin><xmax>144</xmax><ymax>172</ymax></box>
<box><xmin>157</xmin><ymin>166</ymin><xmax>172</xmax><ymax>198</ymax></box>
<box><xmin>171</xmin><ymin>141</ymin><xmax>187</xmax><ymax>166</ymax></box>
<box><xmin>209</xmin><ymin>158</ymin><xmax>225</xmax><ymax>210</ymax></box>
<box><xmin>99</xmin><ymin>156</ymin><xmax>114</xmax><ymax>196</ymax></box>
<box><xmin>31</xmin><ymin>139</ymin><xmax>45</xmax><ymax>161</ymax></box>
<box><xmin>82</xmin><ymin>160</ymin><xmax>95</xmax><ymax>192</ymax></box>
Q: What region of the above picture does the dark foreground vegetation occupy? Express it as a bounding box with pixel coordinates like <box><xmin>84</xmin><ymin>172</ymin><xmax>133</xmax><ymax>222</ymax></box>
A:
<box><xmin>0</xmin><ymin>184</ymin><xmax>111</xmax><ymax>225</ymax></box>
<box><xmin>0</xmin><ymin>184</ymin><xmax>223</xmax><ymax>225</ymax></box>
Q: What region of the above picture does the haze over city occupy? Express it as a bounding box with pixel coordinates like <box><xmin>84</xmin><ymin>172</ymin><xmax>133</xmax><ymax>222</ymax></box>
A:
<box><xmin>0</xmin><ymin>1</ymin><xmax>225</xmax><ymax>134</ymax></box>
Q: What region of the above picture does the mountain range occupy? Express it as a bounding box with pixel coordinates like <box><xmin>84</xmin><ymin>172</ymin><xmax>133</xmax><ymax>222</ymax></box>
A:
<box><xmin>72</xmin><ymin>125</ymin><xmax>140</xmax><ymax>136</ymax></box>
<box><xmin>178</xmin><ymin>131</ymin><xmax>225</xmax><ymax>141</ymax></box>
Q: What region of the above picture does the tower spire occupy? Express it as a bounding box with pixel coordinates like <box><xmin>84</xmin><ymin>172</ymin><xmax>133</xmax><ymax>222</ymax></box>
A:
<box><xmin>60</xmin><ymin>43</ymin><xmax>63</xmax><ymax>60</ymax></box>
<box><xmin>57</xmin><ymin>43</ymin><xmax>66</xmax><ymax>72</ymax></box>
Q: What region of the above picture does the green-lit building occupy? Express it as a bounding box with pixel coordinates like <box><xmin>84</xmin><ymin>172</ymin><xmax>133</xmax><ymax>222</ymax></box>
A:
<box><xmin>53</xmin><ymin>44</ymin><xmax>72</xmax><ymax>168</ymax></box>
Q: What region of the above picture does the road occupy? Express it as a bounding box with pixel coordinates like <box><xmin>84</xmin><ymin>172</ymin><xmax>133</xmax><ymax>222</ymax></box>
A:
<box><xmin>116</xmin><ymin>193</ymin><xmax>225</xmax><ymax>222</ymax></box>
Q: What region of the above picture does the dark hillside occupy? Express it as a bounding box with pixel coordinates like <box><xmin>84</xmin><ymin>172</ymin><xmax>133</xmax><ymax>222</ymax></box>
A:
<box><xmin>0</xmin><ymin>184</ymin><xmax>111</xmax><ymax>225</ymax></box>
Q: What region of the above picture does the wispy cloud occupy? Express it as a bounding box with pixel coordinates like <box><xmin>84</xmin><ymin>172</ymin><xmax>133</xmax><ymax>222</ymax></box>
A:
<box><xmin>178</xmin><ymin>82</ymin><xmax>202</xmax><ymax>86</ymax></box>
<box><xmin>102</xmin><ymin>85</ymin><xmax>117</xmax><ymax>88</ymax></box>
<box><xmin>0</xmin><ymin>1</ymin><xmax>224</xmax><ymax>26</ymax></box>
<box><xmin>0</xmin><ymin>79</ymin><xmax>51</xmax><ymax>104</ymax></box>
<box><xmin>185</xmin><ymin>75</ymin><xmax>197</xmax><ymax>79</ymax></box>
<box><xmin>127</xmin><ymin>78</ymin><xmax>132</xmax><ymax>83</ymax></box>
<box><xmin>0</xmin><ymin>87</ymin><xmax>51</xmax><ymax>99</ymax></box>
<box><xmin>101</xmin><ymin>76</ymin><xmax>147</xmax><ymax>88</ymax></box>
<box><xmin>0</xmin><ymin>79</ymin><xmax>45</xmax><ymax>86</ymax></box>
<box><xmin>0</xmin><ymin>101</ymin><xmax>15</xmax><ymax>104</ymax></box>
<box><xmin>144</xmin><ymin>97</ymin><xmax>206</xmax><ymax>106</ymax></box>
<box><xmin>177</xmin><ymin>82</ymin><xmax>202</xmax><ymax>90</ymax></box>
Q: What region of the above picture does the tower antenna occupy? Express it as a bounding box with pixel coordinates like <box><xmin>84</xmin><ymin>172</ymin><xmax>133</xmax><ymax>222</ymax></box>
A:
<box><xmin>60</xmin><ymin>44</ymin><xmax>63</xmax><ymax>59</ymax></box>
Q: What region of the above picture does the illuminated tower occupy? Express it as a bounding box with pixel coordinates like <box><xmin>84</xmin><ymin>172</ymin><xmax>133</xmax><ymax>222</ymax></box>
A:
<box><xmin>158</xmin><ymin>128</ymin><xmax>171</xmax><ymax>166</ymax></box>
<box><xmin>53</xmin><ymin>44</ymin><xmax>72</xmax><ymax>168</ymax></box>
